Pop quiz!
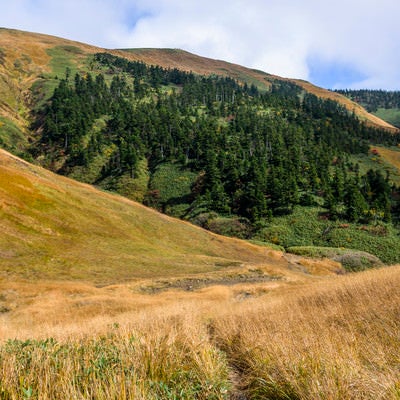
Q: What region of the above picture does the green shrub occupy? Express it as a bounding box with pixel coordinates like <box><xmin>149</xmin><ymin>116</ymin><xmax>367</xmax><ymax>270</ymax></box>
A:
<box><xmin>256</xmin><ymin>206</ymin><xmax>400</xmax><ymax>265</ymax></box>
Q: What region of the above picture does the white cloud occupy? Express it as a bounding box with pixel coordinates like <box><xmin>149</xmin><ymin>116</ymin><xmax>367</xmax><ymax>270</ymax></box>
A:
<box><xmin>1</xmin><ymin>0</ymin><xmax>400</xmax><ymax>89</ymax></box>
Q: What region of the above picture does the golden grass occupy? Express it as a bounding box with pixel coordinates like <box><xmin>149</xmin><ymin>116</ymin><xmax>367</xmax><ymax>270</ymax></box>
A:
<box><xmin>212</xmin><ymin>266</ymin><xmax>400</xmax><ymax>399</ymax></box>
<box><xmin>376</xmin><ymin>146</ymin><xmax>400</xmax><ymax>171</ymax></box>
<box><xmin>292</xmin><ymin>80</ymin><xmax>398</xmax><ymax>132</ymax></box>
<box><xmin>0</xmin><ymin>265</ymin><xmax>398</xmax><ymax>399</ymax></box>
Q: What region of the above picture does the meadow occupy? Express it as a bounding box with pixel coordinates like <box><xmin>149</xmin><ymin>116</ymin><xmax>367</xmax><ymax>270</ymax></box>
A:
<box><xmin>0</xmin><ymin>264</ymin><xmax>399</xmax><ymax>399</ymax></box>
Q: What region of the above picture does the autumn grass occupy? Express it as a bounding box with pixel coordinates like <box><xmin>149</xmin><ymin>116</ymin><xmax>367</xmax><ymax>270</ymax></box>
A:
<box><xmin>0</xmin><ymin>327</ymin><xmax>230</xmax><ymax>399</ymax></box>
<box><xmin>0</xmin><ymin>265</ymin><xmax>399</xmax><ymax>399</ymax></box>
<box><xmin>212</xmin><ymin>266</ymin><xmax>400</xmax><ymax>399</ymax></box>
<box><xmin>376</xmin><ymin>146</ymin><xmax>400</xmax><ymax>173</ymax></box>
<box><xmin>293</xmin><ymin>80</ymin><xmax>398</xmax><ymax>131</ymax></box>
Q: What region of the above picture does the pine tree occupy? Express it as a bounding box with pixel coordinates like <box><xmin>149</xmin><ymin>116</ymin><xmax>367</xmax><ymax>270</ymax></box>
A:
<box><xmin>344</xmin><ymin>179</ymin><xmax>368</xmax><ymax>222</ymax></box>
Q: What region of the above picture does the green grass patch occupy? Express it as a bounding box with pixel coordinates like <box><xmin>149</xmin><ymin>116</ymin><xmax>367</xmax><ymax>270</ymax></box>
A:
<box><xmin>373</xmin><ymin>107</ymin><xmax>400</xmax><ymax>128</ymax></box>
<box><xmin>29</xmin><ymin>46</ymin><xmax>83</xmax><ymax>109</ymax></box>
<box><xmin>256</xmin><ymin>206</ymin><xmax>400</xmax><ymax>264</ymax></box>
<box><xmin>99</xmin><ymin>158</ymin><xmax>150</xmax><ymax>202</ymax></box>
<box><xmin>348</xmin><ymin>152</ymin><xmax>400</xmax><ymax>185</ymax></box>
<box><xmin>46</xmin><ymin>46</ymin><xmax>80</xmax><ymax>78</ymax></box>
<box><xmin>30</xmin><ymin>78</ymin><xmax>62</xmax><ymax>111</ymax></box>
<box><xmin>0</xmin><ymin>117</ymin><xmax>27</xmax><ymax>153</ymax></box>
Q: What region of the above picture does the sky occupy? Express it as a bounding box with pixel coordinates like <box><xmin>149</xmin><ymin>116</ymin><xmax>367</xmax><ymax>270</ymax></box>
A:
<box><xmin>1</xmin><ymin>0</ymin><xmax>400</xmax><ymax>90</ymax></box>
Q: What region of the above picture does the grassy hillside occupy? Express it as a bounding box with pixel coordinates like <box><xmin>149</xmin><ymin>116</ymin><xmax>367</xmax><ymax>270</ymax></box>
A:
<box><xmin>0</xmin><ymin>28</ymin><xmax>399</xmax><ymax>399</ymax></box>
<box><xmin>0</xmin><ymin>29</ymin><xmax>99</xmax><ymax>140</ymax></box>
<box><xmin>1</xmin><ymin>28</ymin><xmax>400</xmax><ymax>267</ymax></box>
<box><xmin>335</xmin><ymin>89</ymin><xmax>400</xmax><ymax>129</ymax></box>
<box><xmin>0</xmin><ymin>147</ymin><xmax>301</xmax><ymax>285</ymax></box>
<box><xmin>374</xmin><ymin>108</ymin><xmax>400</xmax><ymax>128</ymax></box>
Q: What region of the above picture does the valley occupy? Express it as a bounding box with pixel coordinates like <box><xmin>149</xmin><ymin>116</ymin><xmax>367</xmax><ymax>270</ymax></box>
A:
<box><xmin>0</xmin><ymin>28</ymin><xmax>399</xmax><ymax>399</ymax></box>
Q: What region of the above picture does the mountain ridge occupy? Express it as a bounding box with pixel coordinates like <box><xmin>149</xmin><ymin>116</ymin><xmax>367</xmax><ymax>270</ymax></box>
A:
<box><xmin>0</xmin><ymin>27</ymin><xmax>396</xmax><ymax>138</ymax></box>
<box><xmin>117</xmin><ymin>47</ymin><xmax>397</xmax><ymax>131</ymax></box>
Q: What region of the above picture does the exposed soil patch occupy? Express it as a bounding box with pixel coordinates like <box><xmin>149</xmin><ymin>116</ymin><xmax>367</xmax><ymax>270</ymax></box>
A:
<box><xmin>139</xmin><ymin>269</ymin><xmax>283</xmax><ymax>293</ymax></box>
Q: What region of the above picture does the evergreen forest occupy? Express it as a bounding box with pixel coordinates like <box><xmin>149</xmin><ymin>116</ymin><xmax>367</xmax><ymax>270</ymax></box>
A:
<box><xmin>30</xmin><ymin>53</ymin><xmax>400</xmax><ymax>263</ymax></box>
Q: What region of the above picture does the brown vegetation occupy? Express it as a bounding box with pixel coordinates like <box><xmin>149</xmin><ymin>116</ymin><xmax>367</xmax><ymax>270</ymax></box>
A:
<box><xmin>0</xmin><ymin>265</ymin><xmax>398</xmax><ymax>399</ymax></box>
<box><xmin>376</xmin><ymin>146</ymin><xmax>400</xmax><ymax>171</ymax></box>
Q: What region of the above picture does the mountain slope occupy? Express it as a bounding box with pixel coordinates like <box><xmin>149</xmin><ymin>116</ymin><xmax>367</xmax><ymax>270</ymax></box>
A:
<box><xmin>119</xmin><ymin>48</ymin><xmax>397</xmax><ymax>132</ymax></box>
<box><xmin>2</xmin><ymin>27</ymin><xmax>400</xmax><ymax>267</ymax></box>
<box><xmin>0</xmin><ymin>27</ymin><xmax>396</xmax><ymax>145</ymax></box>
<box><xmin>0</xmin><ymin>147</ymin><xmax>296</xmax><ymax>284</ymax></box>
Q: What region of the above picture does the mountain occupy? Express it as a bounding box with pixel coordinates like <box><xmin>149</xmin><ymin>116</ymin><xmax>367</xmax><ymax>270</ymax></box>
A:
<box><xmin>0</xmin><ymin>27</ymin><xmax>396</xmax><ymax>146</ymax></box>
<box><xmin>1</xmin><ymin>27</ymin><xmax>400</xmax><ymax>267</ymax></box>
<box><xmin>1</xmin><ymin>28</ymin><xmax>400</xmax><ymax>400</ymax></box>
<box><xmin>119</xmin><ymin>48</ymin><xmax>397</xmax><ymax>131</ymax></box>
<box><xmin>336</xmin><ymin>89</ymin><xmax>400</xmax><ymax>128</ymax></box>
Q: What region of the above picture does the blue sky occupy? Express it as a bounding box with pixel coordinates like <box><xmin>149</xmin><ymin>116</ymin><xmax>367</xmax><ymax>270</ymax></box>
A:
<box><xmin>1</xmin><ymin>0</ymin><xmax>400</xmax><ymax>90</ymax></box>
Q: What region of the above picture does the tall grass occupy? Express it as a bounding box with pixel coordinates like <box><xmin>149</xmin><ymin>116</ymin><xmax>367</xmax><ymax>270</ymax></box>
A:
<box><xmin>0</xmin><ymin>328</ymin><xmax>229</xmax><ymax>399</ymax></box>
<box><xmin>0</xmin><ymin>266</ymin><xmax>399</xmax><ymax>399</ymax></box>
<box><xmin>213</xmin><ymin>267</ymin><xmax>400</xmax><ymax>399</ymax></box>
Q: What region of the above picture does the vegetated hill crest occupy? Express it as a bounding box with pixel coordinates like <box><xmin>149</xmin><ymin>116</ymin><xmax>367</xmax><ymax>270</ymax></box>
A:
<box><xmin>118</xmin><ymin>47</ymin><xmax>397</xmax><ymax>131</ymax></box>
<box><xmin>0</xmin><ymin>27</ymin><xmax>396</xmax><ymax>137</ymax></box>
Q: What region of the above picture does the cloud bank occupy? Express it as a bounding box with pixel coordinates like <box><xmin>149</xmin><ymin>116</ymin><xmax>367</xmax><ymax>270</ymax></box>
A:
<box><xmin>1</xmin><ymin>0</ymin><xmax>400</xmax><ymax>89</ymax></box>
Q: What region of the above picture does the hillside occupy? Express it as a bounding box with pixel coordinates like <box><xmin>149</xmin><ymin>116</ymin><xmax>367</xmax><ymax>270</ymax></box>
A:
<box><xmin>119</xmin><ymin>48</ymin><xmax>397</xmax><ymax>131</ymax></box>
<box><xmin>337</xmin><ymin>89</ymin><xmax>400</xmax><ymax>128</ymax></box>
<box><xmin>0</xmin><ymin>27</ymin><xmax>396</xmax><ymax>144</ymax></box>
<box><xmin>2</xmin><ymin>28</ymin><xmax>400</xmax><ymax>267</ymax></box>
<box><xmin>1</xmin><ymin>28</ymin><xmax>400</xmax><ymax>399</ymax></box>
<box><xmin>0</xmin><ymin>147</ymin><xmax>301</xmax><ymax>285</ymax></box>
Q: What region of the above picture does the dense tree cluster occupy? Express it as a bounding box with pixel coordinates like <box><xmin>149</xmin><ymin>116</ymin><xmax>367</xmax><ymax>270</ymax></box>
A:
<box><xmin>336</xmin><ymin>89</ymin><xmax>400</xmax><ymax>113</ymax></box>
<box><xmin>32</xmin><ymin>53</ymin><xmax>400</xmax><ymax>230</ymax></box>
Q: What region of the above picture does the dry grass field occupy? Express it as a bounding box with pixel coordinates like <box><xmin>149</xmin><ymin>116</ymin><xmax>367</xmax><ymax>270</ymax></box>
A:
<box><xmin>0</xmin><ymin>265</ymin><xmax>398</xmax><ymax>399</ymax></box>
<box><xmin>2</xmin><ymin>146</ymin><xmax>398</xmax><ymax>398</ymax></box>
<box><xmin>0</xmin><ymin>146</ymin><xmax>399</xmax><ymax>398</ymax></box>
